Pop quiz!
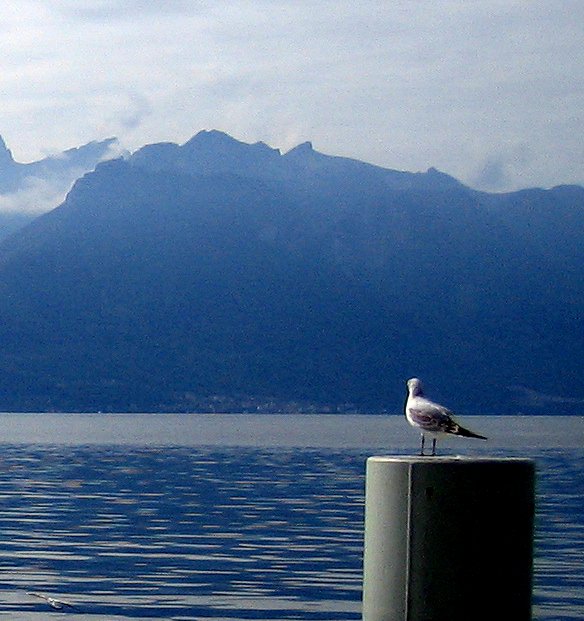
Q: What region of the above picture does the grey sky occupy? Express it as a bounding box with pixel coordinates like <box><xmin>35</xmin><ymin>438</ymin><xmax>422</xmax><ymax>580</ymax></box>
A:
<box><xmin>1</xmin><ymin>0</ymin><xmax>583</xmax><ymax>191</ymax></box>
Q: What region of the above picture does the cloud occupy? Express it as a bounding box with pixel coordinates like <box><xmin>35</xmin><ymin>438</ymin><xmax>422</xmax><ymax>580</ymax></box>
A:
<box><xmin>472</xmin><ymin>145</ymin><xmax>533</xmax><ymax>192</ymax></box>
<box><xmin>119</xmin><ymin>94</ymin><xmax>152</xmax><ymax>130</ymax></box>
<box><xmin>46</xmin><ymin>0</ymin><xmax>197</xmax><ymax>21</ymax></box>
<box><xmin>0</xmin><ymin>139</ymin><xmax>123</xmax><ymax>214</ymax></box>
<box><xmin>1</xmin><ymin>1</ymin><xmax>583</xmax><ymax>191</ymax></box>
<box><xmin>474</xmin><ymin>158</ymin><xmax>509</xmax><ymax>192</ymax></box>
<box><xmin>0</xmin><ymin>175</ymin><xmax>72</xmax><ymax>214</ymax></box>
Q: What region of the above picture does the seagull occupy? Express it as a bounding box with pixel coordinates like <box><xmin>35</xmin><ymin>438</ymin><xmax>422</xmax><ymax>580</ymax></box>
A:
<box><xmin>26</xmin><ymin>592</ymin><xmax>74</xmax><ymax>610</ymax></box>
<box><xmin>405</xmin><ymin>377</ymin><xmax>487</xmax><ymax>456</ymax></box>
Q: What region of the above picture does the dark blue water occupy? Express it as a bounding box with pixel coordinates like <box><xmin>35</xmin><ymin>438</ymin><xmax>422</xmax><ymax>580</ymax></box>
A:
<box><xmin>0</xmin><ymin>414</ymin><xmax>582</xmax><ymax>619</ymax></box>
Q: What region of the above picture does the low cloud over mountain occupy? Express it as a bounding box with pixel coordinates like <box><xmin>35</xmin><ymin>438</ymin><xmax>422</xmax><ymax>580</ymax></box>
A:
<box><xmin>0</xmin><ymin>135</ymin><xmax>120</xmax><ymax>239</ymax></box>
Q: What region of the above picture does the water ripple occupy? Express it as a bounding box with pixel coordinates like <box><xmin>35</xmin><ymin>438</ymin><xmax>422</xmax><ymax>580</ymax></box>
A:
<box><xmin>0</xmin><ymin>441</ymin><xmax>581</xmax><ymax>619</ymax></box>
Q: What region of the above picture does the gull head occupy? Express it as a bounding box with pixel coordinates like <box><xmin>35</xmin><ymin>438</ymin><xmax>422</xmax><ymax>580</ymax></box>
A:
<box><xmin>406</xmin><ymin>377</ymin><xmax>424</xmax><ymax>397</ymax></box>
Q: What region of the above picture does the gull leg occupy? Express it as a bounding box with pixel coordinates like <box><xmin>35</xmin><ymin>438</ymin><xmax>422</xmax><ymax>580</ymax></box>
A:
<box><xmin>420</xmin><ymin>434</ymin><xmax>425</xmax><ymax>456</ymax></box>
<box><xmin>431</xmin><ymin>438</ymin><xmax>437</xmax><ymax>456</ymax></box>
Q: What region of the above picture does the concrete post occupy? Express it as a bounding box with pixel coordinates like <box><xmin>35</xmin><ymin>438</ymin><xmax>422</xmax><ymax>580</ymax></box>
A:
<box><xmin>362</xmin><ymin>456</ymin><xmax>535</xmax><ymax>621</ymax></box>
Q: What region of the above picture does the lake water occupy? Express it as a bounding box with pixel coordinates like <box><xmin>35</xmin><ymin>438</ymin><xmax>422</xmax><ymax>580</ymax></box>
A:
<box><xmin>0</xmin><ymin>414</ymin><xmax>582</xmax><ymax>620</ymax></box>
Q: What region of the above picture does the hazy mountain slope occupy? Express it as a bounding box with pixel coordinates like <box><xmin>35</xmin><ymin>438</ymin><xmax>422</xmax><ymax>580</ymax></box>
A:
<box><xmin>0</xmin><ymin>131</ymin><xmax>582</xmax><ymax>413</ymax></box>
<box><xmin>0</xmin><ymin>135</ymin><xmax>119</xmax><ymax>241</ymax></box>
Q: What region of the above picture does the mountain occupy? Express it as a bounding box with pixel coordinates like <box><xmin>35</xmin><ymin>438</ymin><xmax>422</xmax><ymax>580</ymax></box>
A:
<box><xmin>0</xmin><ymin>130</ymin><xmax>582</xmax><ymax>413</ymax></box>
<box><xmin>0</xmin><ymin>135</ymin><xmax>119</xmax><ymax>240</ymax></box>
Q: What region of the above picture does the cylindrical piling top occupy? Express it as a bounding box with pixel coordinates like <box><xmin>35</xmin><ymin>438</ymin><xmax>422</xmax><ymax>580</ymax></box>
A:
<box><xmin>367</xmin><ymin>455</ymin><xmax>533</xmax><ymax>464</ymax></box>
<box><xmin>363</xmin><ymin>453</ymin><xmax>535</xmax><ymax>621</ymax></box>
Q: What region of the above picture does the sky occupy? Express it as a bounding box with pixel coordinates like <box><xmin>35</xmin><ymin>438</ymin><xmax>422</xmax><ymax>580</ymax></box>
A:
<box><xmin>1</xmin><ymin>0</ymin><xmax>583</xmax><ymax>194</ymax></box>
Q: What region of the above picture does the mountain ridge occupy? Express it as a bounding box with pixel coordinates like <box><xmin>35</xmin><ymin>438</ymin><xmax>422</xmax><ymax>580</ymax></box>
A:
<box><xmin>0</xmin><ymin>130</ymin><xmax>582</xmax><ymax>414</ymax></box>
<box><xmin>130</xmin><ymin>129</ymin><xmax>467</xmax><ymax>193</ymax></box>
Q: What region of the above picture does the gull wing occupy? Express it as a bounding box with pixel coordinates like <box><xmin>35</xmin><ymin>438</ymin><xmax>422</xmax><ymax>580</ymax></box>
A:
<box><xmin>407</xmin><ymin>398</ymin><xmax>457</xmax><ymax>433</ymax></box>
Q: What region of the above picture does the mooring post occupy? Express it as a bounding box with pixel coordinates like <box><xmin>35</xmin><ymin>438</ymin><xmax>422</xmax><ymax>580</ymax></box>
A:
<box><xmin>362</xmin><ymin>456</ymin><xmax>535</xmax><ymax>621</ymax></box>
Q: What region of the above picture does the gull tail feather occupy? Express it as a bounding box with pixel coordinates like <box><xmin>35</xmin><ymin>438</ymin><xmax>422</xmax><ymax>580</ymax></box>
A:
<box><xmin>455</xmin><ymin>425</ymin><xmax>487</xmax><ymax>440</ymax></box>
